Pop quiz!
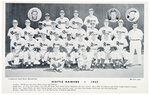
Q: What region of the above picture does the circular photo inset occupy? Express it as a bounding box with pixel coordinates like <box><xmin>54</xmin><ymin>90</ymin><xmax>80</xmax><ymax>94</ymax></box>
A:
<box><xmin>126</xmin><ymin>8</ymin><xmax>140</xmax><ymax>22</ymax></box>
<box><xmin>28</xmin><ymin>7</ymin><xmax>42</xmax><ymax>22</ymax></box>
<box><xmin>106</xmin><ymin>8</ymin><xmax>121</xmax><ymax>22</ymax></box>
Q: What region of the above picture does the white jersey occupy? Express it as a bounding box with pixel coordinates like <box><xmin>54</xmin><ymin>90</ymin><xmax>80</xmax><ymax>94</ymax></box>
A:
<box><xmin>101</xmin><ymin>39</ymin><xmax>113</xmax><ymax>53</ymax></box>
<box><xmin>65</xmin><ymin>39</ymin><xmax>75</xmax><ymax>53</ymax></box>
<box><xmin>7</xmin><ymin>27</ymin><xmax>22</xmax><ymax>40</ymax></box>
<box><xmin>84</xmin><ymin>15</ymin><xmax>99</xmax><ymax>28</ymax></box>
<box><xmin>44</xmin><ymin>52</ymin><xmax>53</xmax><ymax>62</ymax></box>
<box><xmin>38</xmin><ymin>38</ymin><xmax>51</xmax><ymax>50</ymax></box>
<box><xmin>22</xmin><ymin>27</ymin><xmax>35</xmax><ymax>40</ymax></box>
<box><xmin>99</xmin><ymin>26</ymin><xmax>113</xmax><ymax>40</ymax></box>
<box><xmin>129</xmin><ymin>29</ymin><xmax>143</xmax><ymax>40</ymax></box>
<box><xmin>49</xmin><ymin>28</ymin><xmax>61</xmax><ymax>37</ymax></box>
<box><xmin>89</xmin><ymin>38</ymin><xmax>101</xmax><ymax>50</ymax></box>
<box><xmin>25</xmin><ymin>39</ymin><xmax>38</xmax><ymax>51</ymax></box>
<box><xmin>61</xmin><ymin>27</ymin><xmax>73</xmax><ymax>39</ymax></box>
<box><xmin>113</xmin><ymin>26</ymin><xmax>128</xmax><ymax>39</ymax></box>
<box><xmin>10</xmin><ymin>38</ymin><xmax>25</xmax><ymax>52</ymax></box>
<box><xmin>87</xmin><ymin>28</ymin><xmax>99</xmax><ymax>37</ymax></box>
<box><xmin>113</xmin><ymin>38</ymin><xmax>128</xmax><ymax>50</ymax></box>
<box><xmin>42</xmin><ymin>20</ymin><xmax>52</xmax><ymax>27</ymax></box>
<box><xmin>110</xmin><ymin>50</ymin><xmax>122</xmax><ymax>59</ymax></box>
<box><xmin>55</xmin><ymin>17</ymin><xmax>69</xmax><ymax>29</ymax></box>
<box><xmin>70</xmin><ymin>17</ymin><xmax>83</xmax><ymax>29</ymax></box>
<box><xmin>51</xmin><ymin>52</ymin><xmax>66</xmax><ymax>63</ymax></box>
<box><xmin>74</xmin><ymin>28</ymin><xmax>86</xmax><ymax>38</ymax></box>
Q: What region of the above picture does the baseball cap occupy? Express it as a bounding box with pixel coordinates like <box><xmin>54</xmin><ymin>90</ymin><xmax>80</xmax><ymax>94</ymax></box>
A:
<box><xmin>25</xmin><ymin>19</ymin><xmax>31</xmax><ymax>23</ymax></box>
<box><xmin>38</xmin><ymin>21</ymin><xmax>43</xmax><ymax>25</ymax></box>
<box><xmin>104</xmin><ymin>19</ymin><xmax>109</xmax><ymax>22</ymax></box>
<box><xmin>74</xmin><ymin>10</ymin><xmax>78</xmax><ymax>13</ymax></box>
<box><xmin>13</xmin><ymin>19</ymin><xmax>18</xmax><ymax>23</ymax></box>
<box><xmin>45</xmin><ymin>13</ymin><xmax>50</xmax><ymax>16</ymax></box>
<box><xmin>89</xmin><ymin>8</ymin><xmax>94</xmax><ymax>11</ymax></box>
<box><xmin>118</xmin><ymin>19</ymin><xmax>124</xmax><ymax>23</ymax></box>
<box><xmin>60</xmin><ymin>10</ymin><xmax>65</xmax><ymax>13</ymax></box>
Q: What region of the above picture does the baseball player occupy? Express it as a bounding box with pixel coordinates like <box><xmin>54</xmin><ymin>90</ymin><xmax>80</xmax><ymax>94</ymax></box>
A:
<box><xmin>99</xmin><ymin>19</ymin><xmax>113</xmax><ymax>40</ymax></box>
<box><xmin>84</xmin><ymin>8</ymin><xmax>99</xmax><ymax>30</ymax></box>
<box><xmin>44</xmin><ymin>47</ymin><xmax>53</xmax><ymax>68</ymax></box>
<box><xmin>34</xmin><ymin>21</ymin><xmax>44</xmax><ymax>41</ymax></box>
<box><xmin>100</xmin><ymin>32</ymin><xmax>113</xmax><ymax>65</ymax></box>
<box><xmin>70</xmin><ymin>10</ymin><xmax>83</xmax><ymax>29</ymax></box>
<box><xmin>42</xmin><ymin>13</ymin><xmax>52</xmax><ymax>36</ymax></box>
<box><xmin>113</xmin><ymin>19</ymin><xmax>128</xmax><ymax>40</ymax></box>
<box><xmin>95</xmin><ymin>47</ymin><xmax>107</xmax><ymax>68</ymax></box>
<box><xmin>109</xmin><ymin>46</ymin><xmax>122</xmax><ymax>69</ymax></box>
<box><xmin>51</xmin><ymin>44</ymin><xmax>66</xmax><ymax>72</ymax></box>
<box><xmin>78</xmin><ymin>47</ymin><xmax>94</xmax><ymax>70</ymax></box>
<box><xmin>6</xmin><ymin>32</ymin><xmax>25</xmax><ymax>67</ymax></box>
<box><xmin>49</xmin><ymin>21</ymin><xmax>62</xmax><ymax>41</ymax></box>
<box><xmin>129</xmin><ymin>23</ymin><xmax>143</xmax><ymax>65</ymax></box>
<box><xmin>7</xmin><ymin>19</ymin><xmax>23</xmax><ymax>52</ymax></box>
<box><xmin>112</xmin><ymin>31</ymin><xmax>130</xmax><ymax>68</ymax></box>
<box><xmin>55</xmin><ymin>10</ymin><xmax>69</xmax><ymax>30</ymax></box>
<box><xmin>22</xmin><ymin>20</ymin><xmax>35</xmax><ymax>40</ymax></box>
<box><xmin>38</xmin><ymin>32</ymin><xmax>51</xmax><ymax>66</ymax></box>
<box><xmin>24</xmin><ymin>32</ymin><xmax>38</xmax><ymax>67</ymax></box>
<box><xmin>42</xmin><ymin>13</ymin><xmax>52</xmax><ymax>28</ymax></box>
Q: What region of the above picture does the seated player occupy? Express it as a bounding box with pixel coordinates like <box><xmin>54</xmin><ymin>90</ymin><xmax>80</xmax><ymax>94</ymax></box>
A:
<box><xmin>51</xmin><ymin>44</ymin><xmax>66</xmax><ymax>72</ymax></box>
<box><xmin>112</xmin><ymin>31</ymin><xmax>130</xmax><ymax>68</ymax></box>
<box><xmin>78</xmin><ymin>47</ymin><xmax>94</xmax><ymax>71</ymax></box>
<box><xmin>6</xmin><ymin>47</ymin><xmax>23</xmax><ymax>68</ymax></box>
<box><xmin>95</xmin><ymin>47</ymin><xmax>107</xmax><ymax>68</ymax></box>
<box><xmin>23</xmin><ymin>33</ymin><xmax>38</xmax><ymax>68</ymax></box>
<box><xmin>109</xmin><ymin>46</ymin><xmax>122</xmax><ymax>69</ymax></box>
<box><xmin>38</xmin><ymin>32</ymin><xmax>51</xmax><ymax>66</ymax></box>
<box><xmin>6</xmin><ymin>32</ymin><xmax>25</xmax><ymax>67</ymax></box>
<box><xmin>44</xmin><ymin>47</ymin><xmax>54</xmax><ymax>69</ymax></box>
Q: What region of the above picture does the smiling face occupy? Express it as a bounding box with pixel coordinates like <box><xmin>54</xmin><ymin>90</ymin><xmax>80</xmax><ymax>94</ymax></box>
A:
<box><xmin>74</xmin><ymin>12</ymin><xmax>79</xmax><ymax>18</ymax></box>
<box><xmin>110</xmin><ymin>11</ymin><xmax>117</xmax><ymax>20</ymax></box>
<box><xmin>60</xmin><ymin>12</ymin><xmax>65</xmax><ymax>17</ymax></box>
<box><xmin>89</xmin><ymin>10</ymin><xmax>94</xmax><ymax>15</ymax></box>
<box><xmin>45</xmin><ymin>15</ymin><xmax>50</xmax><ymax>21</ymax></box>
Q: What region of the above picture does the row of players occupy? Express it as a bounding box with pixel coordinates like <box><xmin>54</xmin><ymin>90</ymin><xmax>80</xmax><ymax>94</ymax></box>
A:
<box><xmin>6</xmin><ymin>29</ymin><xmax>130</xmax><ymax>71</ymax></box>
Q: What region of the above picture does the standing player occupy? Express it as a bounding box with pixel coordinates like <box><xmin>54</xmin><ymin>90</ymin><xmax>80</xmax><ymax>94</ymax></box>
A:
<box><xmin>22</xmin><ymin>20</ymin><xmax>35</xmax><ymax>40</ymax></box>
<box><xmin>99</xmin><ymin>19</ymin><xmax>113</xmax><ymax>40</ymax></box>
<box><xmin>113</xmin><ymin>19</ymin><xmax>128</xmax><ymax>40</ymax></box>
<box><xmin>55</xmin><ymin>10</ymin><xmax>69</xmax><ymax>30</ymax></box>
<box><xmin>129</xmin><ymin>23</ymin><xmax>143</xmax><ymax>65</ymax></box>
<box><xmin>84</xmin><ymin>8</ymin><xmax>99</xmax><ymax>30</ymax></box>
<box><xmin>7</xmin><ymin>19</ymin><xmax>23</xmax><ymax>52</ymax></box>
<box><xmin>42</xmin><ymin>13</ymin><xmax>52</xmax><ymax>35</ymax></box>
<box><xmin>70</xmin><ymin>10</ymin><xmax>83</xmax><ymax>29</ymax></box>
<box><xmin>34</xmin><ymin>21</ymin><xmax>44</xmax><ymax>41</ymax></box>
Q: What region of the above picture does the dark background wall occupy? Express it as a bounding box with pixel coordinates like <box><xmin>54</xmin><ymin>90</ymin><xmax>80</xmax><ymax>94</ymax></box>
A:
<box><xmin>5</xmin><ymin>3</ymin><xmax>144</xmax><ymax>54</ymax></box>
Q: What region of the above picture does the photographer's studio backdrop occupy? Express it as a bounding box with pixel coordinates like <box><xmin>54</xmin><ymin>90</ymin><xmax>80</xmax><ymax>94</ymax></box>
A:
<box><xmin>5</xmin><ymin>3</ymin><xmax>144</xmax><ymax>54</ymax></box>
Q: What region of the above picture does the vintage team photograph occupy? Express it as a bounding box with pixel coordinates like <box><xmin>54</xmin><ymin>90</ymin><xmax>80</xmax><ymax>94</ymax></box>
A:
<box><xmin>5</xmin><ymin>3</ymin><xmax>144</xmax><ymax>77</ymax></box>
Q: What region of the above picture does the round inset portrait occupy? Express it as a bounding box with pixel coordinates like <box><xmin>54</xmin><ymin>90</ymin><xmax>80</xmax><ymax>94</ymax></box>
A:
<box><xmin>126</xmin><ymin>8</ymin><xmax>140</xmax><ymax>22</ymax></box>
<box><xmin>106</xmin><ymin>8</ymin><xmax>121</xmax><ymax>22</ymax></box>
<box><xmin>28</xmin><ymin>7</ymin><xmax>42</xmax><ymax>22</ymax></box>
